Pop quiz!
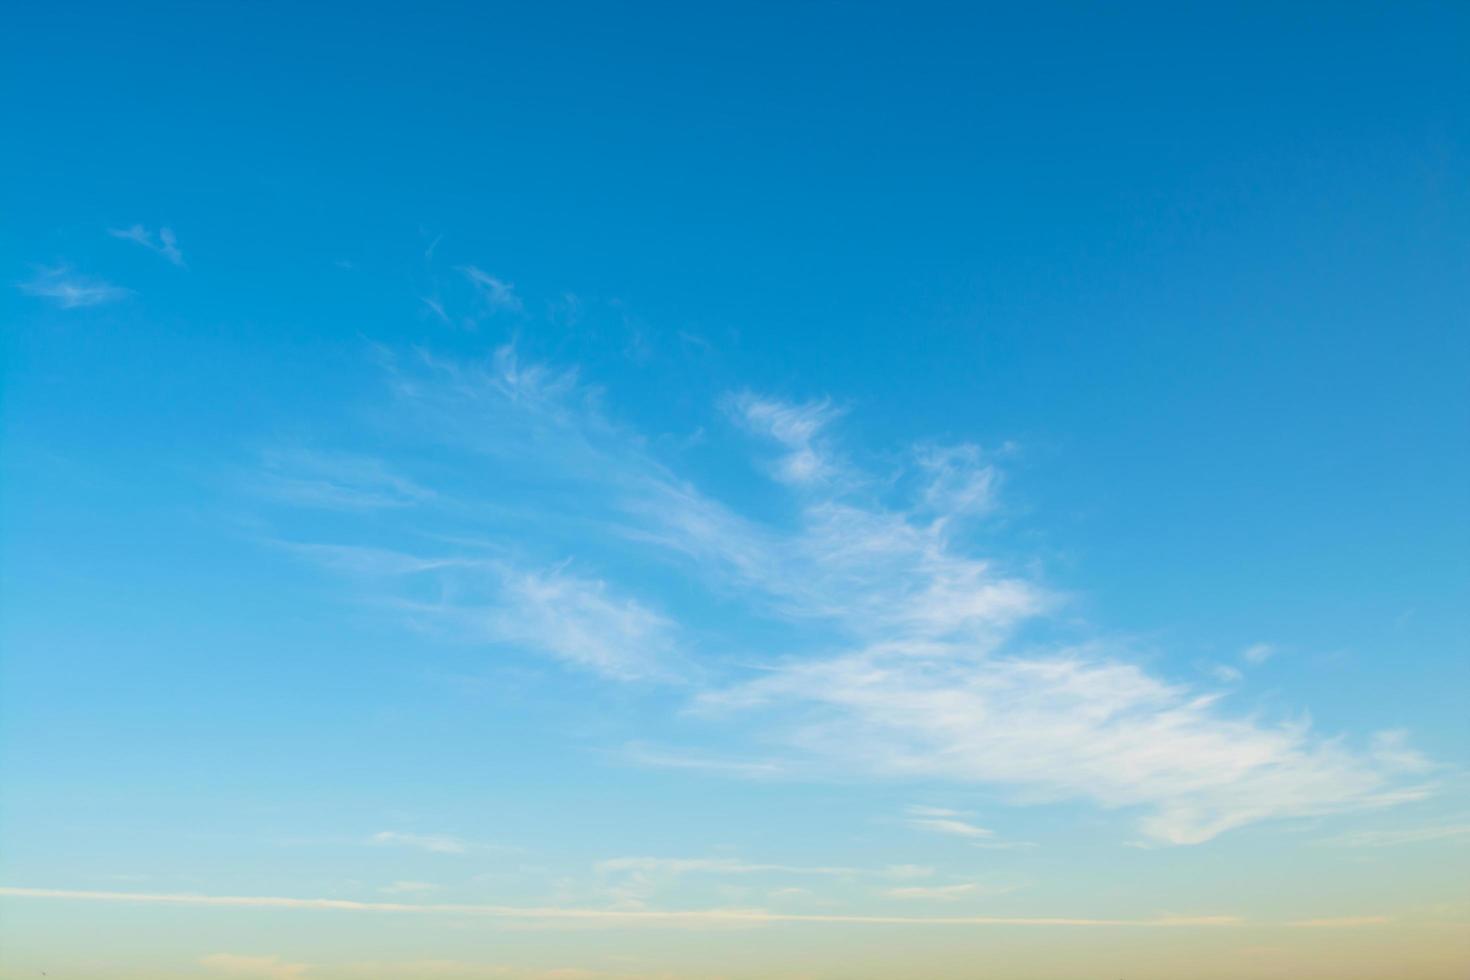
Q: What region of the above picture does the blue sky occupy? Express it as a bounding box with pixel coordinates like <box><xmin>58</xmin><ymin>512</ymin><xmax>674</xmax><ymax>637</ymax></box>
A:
<box><xmin>2</xmin><ymin>3</ymin><xmax>1468</xmax><ymax>978</ymax></box>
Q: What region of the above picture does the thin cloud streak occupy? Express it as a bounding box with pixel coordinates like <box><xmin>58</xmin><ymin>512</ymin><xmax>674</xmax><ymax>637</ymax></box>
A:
<box><xmin>0</xmin><ymin>887</ymin><xmax>1244</xmax><ymax>928</ymax></box>
<box><xmin>905</xmin><ymin>807</ymin><xmax>995</xmax><ymax>839</ymax></box>
<box><xmin>596</xmin><ymin>857</ymin><xmax>857</xmax><ymax>877</ymax></box>
<box><xmin>1320</xmin><ymin>824</ymin><xmax>1470</xmax><ymax>848</ymax></box>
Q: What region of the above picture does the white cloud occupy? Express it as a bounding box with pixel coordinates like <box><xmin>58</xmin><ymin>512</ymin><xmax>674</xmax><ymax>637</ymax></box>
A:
<box><xmin>17</xmin><ymin>265</ymin><xmax>129</xmax><ymax>308</ymax></box>
<box><xmin>372</xmin><ymin>831</ymin><xmax>467</xmax><ymax>854</ymax></box>
<box><xmin>708</xmin><ymin>652</ymin><xmax>1431</xmax><ymax>845</ymax></box>
<box><xmin>284</xmin><ymin>543</ymin><xmax>679</xmax><ymax>681</ymax></box>
<box><xmin>109</xmin><ymin>224</ymin><xmax>184</xmax><ymax>266</ymax></box>
<box><xmin>727</xmin><ymin>392</ymin><xmax>844</xmax><ymax>486</ymax></box>
<box><xmin>478</xmin><ymin>565</ymin><xmax>678</xmax><ymax>680</ymax></box>
<box><xmin>270</xmin><ymin>345</ymin><xmax>1433</xmax><ymax>845</ymax></box>
<box><xmin>914</xmin><ymin>444</ymin><xmax>999</xmax><ymax>519</ymax></box>
<box><xmin>200</xmin><ymin>954</ymin><xmax>309</xmax><ymax>979</ymax></box>
<box><xmin>1241</xmin><ymin>643</ymin><xmax>1276</xmax><ymax>665</ymax></box>
<box><xmin>461</xmin><ymin>266</ymin><xmax>523</xmax><ymax>312</ymax></box>
<box><xmin>1210</xmin><ymin>664</ymin><xmax>1244</xmax><ymax>684</ymax></box>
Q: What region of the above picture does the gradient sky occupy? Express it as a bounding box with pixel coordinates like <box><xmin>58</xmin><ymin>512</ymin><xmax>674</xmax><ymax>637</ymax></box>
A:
<box><xmin>2</xmin><ymin>3</ymin><xmax>1468</xmax><ymax>978</ymax></box>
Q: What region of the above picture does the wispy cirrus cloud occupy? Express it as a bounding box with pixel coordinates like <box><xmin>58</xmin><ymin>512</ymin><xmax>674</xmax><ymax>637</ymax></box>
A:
<box><xmin>709</xmin><ymin>652</ymin><xmax>1430</xmax><ymax>845</ymax></box>
<box><xmin>727</xmin><ymin>391</ymin><xmax>845</xmax><ymax>487</ymax></box>
<box><xmin>461</xmin><ymin>266</ymin><xmax>523</xmax><ymax>313</ymax></box>
<box><xmin>913</xmin><ymin>443</ymin><xmax>1000</xmax><ymax>519</ymax></box>
<box><xmin>109</xmin><ymin>224</ymin><xmax>185</xmax><ymax>266</ymax></box>
<box><xmin>254</xmin><ymin>342</ymin><xmax>1433</xmax><ymax>845</ymax></box>
<box><xmin>281</xmin><ymin>542</ymin><xmax>681</xmax><ymax>681</ymax></box>
<box><xmin>17</xmin><ymin>265</ymin><xmax>130</xmax><ymax>308</ymax></box>
<box><xmin>903</xmin><ymin>806</ymin><xmax>994</xmax><ymax>839</ymax></box>
<box><xmin>472</xmin><ymin>564</ymin><xmax>681</xmax><ymax>681</ymax></box>
<box><xmin>256</xmin><ymin>450</ymin><xmax>434</xmax><ymax>510</ymax></box>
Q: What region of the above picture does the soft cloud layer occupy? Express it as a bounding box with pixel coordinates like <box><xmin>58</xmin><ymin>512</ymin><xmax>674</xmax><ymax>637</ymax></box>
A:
<box><xmin>258</xmin><ymin>344</ymin><xmax>1432</xmax><ymax>844</ymax></box>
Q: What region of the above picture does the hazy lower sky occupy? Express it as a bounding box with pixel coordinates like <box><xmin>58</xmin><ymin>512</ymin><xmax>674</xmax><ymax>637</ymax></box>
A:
<box><xmin>2</xmin><ymin>3</ymin><xmax>1467</xmax><ymax>978</ymax></box>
